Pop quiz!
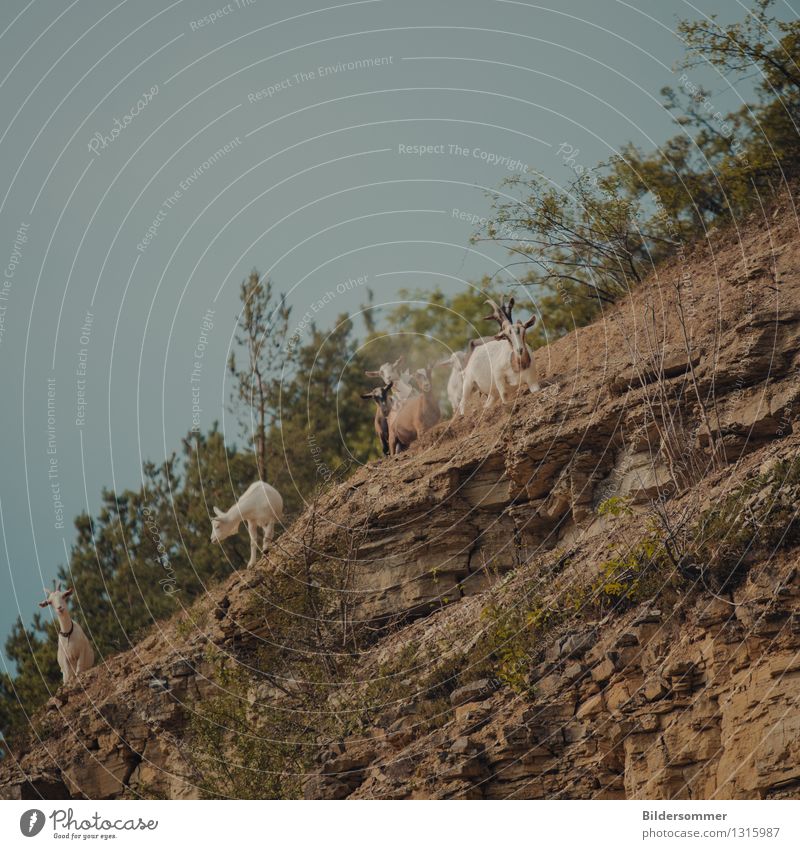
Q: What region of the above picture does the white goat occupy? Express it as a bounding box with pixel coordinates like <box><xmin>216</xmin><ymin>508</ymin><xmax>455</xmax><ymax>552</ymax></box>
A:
<box><xmin>38</xmin><ymin>585</ymin><xmax>94</xmax><ymax>685</ymax></box>
<box><xmin>458</xmin><ymin>298</ymin><xmax>539</xmax><ymax>414</ymax></box>
<box><xmin>439</xmin><ymin>350</ymin><xmax>470</xmax><ymax>413</ymax></box>
<box><xmin>365</xmin><ymin>356</ymin><xmax>415</xmax><ymax>410</ymax></box>
<box><xmin>210</xmin><ymin>481</ymin><xmax>284</xmax><ymax>567</ymax></box>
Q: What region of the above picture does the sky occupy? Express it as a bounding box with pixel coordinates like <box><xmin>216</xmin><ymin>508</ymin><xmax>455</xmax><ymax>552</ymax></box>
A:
<box><xmin>0</xmin><ymin>0</ymin><xmax>769</xmax><ymax>652</ymax></box>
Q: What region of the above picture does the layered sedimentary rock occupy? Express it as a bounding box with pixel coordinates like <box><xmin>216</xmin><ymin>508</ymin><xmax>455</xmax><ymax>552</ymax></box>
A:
<box><xmin>2</xmin><ymin>197</ymin><xmax>800</xmax><ymax>800</ymax></box>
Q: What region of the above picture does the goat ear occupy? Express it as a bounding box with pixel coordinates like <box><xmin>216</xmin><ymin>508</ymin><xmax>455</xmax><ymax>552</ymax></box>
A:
<box><xmin>360</xmin><ymin>393</ymin><xmax>373</xmax><ymax>400</ymax></box>
<box><xmin>38</xmin><ymin>599</ymin><xmax>50</xmax><ymax>608</ymax></box>
<box><xmin>364</xmin><ymin>370</ymin><xmax>380</xmax><ymax>377</ymax></box>
<box><xmin>524</xmin><ymin>314</ymin><xmax>537</xmax><ymax>329</ymax></box>
<box><xmin>213</xmin><ymin>506</ymin><xmax>225</xmax><ymax>518</ymax></box>
<box><xmin>63</xmin><ymin>587</ymin><xmax>74</xmax><ymax>598</ymax></box>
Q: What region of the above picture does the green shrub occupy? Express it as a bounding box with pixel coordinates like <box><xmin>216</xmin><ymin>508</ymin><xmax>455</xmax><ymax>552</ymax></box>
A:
<box><xmin>187</xmin><ymin>659</ymin><xmax>303</xmax><ymax>799</ymax></box>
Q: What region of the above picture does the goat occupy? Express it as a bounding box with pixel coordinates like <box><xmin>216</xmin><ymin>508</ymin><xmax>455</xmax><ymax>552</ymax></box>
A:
<box><xmin>365</xmin><ymin>356</ymin><xmax>415</xmax><ymax>409</ymax></box>
<box><xmin>38</xmin><ymin>584</ymin><xmax>94</xmax><ymax>685</ymax></box>
<box><xmin>361</xmin><ymin>381</ymin><xmax>393</xmax><ymax>456</ymax></box>
<box><xmin>210</xmin><ymin>480</ymin><xmax>284</xmax><ymax>567</ymax></box>
<box><xmin>435</xmin><ymin>350</ymin><xmax>470</xmax><ymax>413</ymax></box>
<box><xmin>458</xmin><ymin>297</ymin><xmax>539</xmax><ymax>414</ymax></box>
<box><xmin>387</xmin><ymin>365</ymin><xmax>441</xmax><ymax>454</ymax></box>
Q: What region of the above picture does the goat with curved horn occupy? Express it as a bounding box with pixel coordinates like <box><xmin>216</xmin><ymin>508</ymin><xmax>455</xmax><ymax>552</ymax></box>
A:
<box><xmin>459</xmin><ymin>302</ymin><xmax>539</xmax><ymax>413</ymax></box>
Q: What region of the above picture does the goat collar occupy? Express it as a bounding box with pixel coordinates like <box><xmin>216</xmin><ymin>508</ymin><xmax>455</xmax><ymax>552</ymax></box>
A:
<box><xmin>59</xmin><ymin>622</ymin><xmax>74</xmax><ymax>640</ymax></box>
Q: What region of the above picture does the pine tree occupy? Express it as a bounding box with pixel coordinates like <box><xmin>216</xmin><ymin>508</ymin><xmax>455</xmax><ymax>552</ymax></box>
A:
<box><xmin>228</xmin><ymin>271</ymin><xmax>292</xmax><ymax>481</ymax></box>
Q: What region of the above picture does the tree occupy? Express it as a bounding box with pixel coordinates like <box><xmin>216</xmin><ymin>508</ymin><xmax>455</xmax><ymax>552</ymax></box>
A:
<box><xmin>477</xmin><ymin>0</ymin><xmax>800</xmax><ymax>320</ymax></box>
<box><xmin>0</xmin><ymin>619</ymin><xmax>60</xmax><ymax>746</ymax></box>
<box><xmin>0</xmin><ymin>425</ymin><xmax>258</xmax><ymax>749</ymax></box>
<box><xmin>677</xmin><ymin>0</ymin><xmax>800</xmax><ymax>188</ymax></box>
<box><xmin>267</xmin><ymin>313</ymin><xmax>375</xmax><ymax>513</ymax></box>
<box><xmin>228</xmin><ymin>271</ymin><xmax>292</xmax><ymax>481</ymax></box>
<box><xmin>610</xmin><ymin>0</ymin><xmax>800</xmax><ymax>240</ymax></box>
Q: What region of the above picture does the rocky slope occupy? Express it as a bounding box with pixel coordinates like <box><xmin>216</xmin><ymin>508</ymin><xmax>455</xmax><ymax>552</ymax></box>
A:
<box><xmin>2</xmin><ymin>195</ymin><xmax>800</xmax><ymax>800</ymax></box>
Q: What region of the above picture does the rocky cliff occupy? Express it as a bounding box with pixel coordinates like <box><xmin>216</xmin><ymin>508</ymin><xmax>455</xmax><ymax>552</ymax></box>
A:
<box><xmin>3</xmin><ymin>195</ymin><xmax>800</xmax><ymax>800</ymax></box>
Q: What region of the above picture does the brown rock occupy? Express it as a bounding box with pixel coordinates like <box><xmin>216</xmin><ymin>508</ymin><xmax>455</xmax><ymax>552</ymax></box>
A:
<box><xmin>576</xmin><ymin>694</ymin><xmax>605</xmax><ymax>719</ymax></box>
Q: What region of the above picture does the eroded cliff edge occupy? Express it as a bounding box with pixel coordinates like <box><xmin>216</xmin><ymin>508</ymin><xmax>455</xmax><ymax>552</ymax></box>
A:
<box><xmin>2</xmin><ymin>197</ymin><xmax>800</xmax><ymax>800</ymax></box>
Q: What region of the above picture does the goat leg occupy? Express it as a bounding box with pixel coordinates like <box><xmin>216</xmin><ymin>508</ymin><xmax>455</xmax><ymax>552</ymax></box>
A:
<box><xmin>246</xmin><ymin>519</ymin><xmax>259</xmax><ymax>567</ymax></box>
<box><xmin>262</xmin><ymin>521</ymin><xmax>275</xmax><ymax>552</ymax></box>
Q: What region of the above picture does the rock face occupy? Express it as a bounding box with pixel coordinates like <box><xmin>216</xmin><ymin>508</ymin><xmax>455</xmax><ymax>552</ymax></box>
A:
<box><xmin>3</xmin><ymin>197</ymin><xmax>800</xmax><ymax>800</ymax></box>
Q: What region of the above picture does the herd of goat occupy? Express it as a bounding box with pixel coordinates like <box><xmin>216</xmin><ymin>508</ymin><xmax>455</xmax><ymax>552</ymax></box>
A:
<box><xmin>38</xmin><ymin>297</ymin><xmax>539</xmax><ymax>684</ymax></box>
<box><xmin>362</xmin><ymin>296</ymin><xmax>539</xmax><ymax>455</ymax></box>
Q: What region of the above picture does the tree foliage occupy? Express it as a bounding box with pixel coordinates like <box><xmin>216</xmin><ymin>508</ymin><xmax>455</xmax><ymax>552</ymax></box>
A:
<box><xmin>0</xmin><ymin>288</ymin><xmax>374</xmax><ymax>746</ymax></box>
<box><xmin>479</xmin><ymin>0</ymin><xmax>800</xmax><ymax>311</ymax></box>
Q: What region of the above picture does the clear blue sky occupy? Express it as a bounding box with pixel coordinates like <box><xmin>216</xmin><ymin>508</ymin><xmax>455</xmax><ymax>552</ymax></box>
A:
<box><xmin>0</xmin><ymin>0</ymin><xmax>768</xmax><ymax>652</ymax></box>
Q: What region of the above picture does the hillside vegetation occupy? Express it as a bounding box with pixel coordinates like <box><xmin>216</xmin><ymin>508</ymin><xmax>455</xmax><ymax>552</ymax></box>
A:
<box><xmin>2</xmin><ymin>185</ymin><xmax>800</xmax><ymax>798</ymax></box>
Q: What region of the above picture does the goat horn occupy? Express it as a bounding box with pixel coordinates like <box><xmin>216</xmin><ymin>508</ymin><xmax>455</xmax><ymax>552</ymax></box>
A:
<box><xmin>483</xmin><ymin>298</ymin><xmax>504</xmax><ymax>324</ymax></box>
<box><xmin>494</xmin><ymin>297</ymin><xmax>513</xmax><ymax>323</ymax></box>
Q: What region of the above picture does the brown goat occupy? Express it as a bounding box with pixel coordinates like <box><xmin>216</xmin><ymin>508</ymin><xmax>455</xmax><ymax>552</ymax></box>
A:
<box><xmin>387</xmin><ymin>366</ymin><xmax>440</xmax><ymax>454</ymax></box>
<box><xmin>361</xmin><ymin>382</ymin><xmax>393</xmax><ymax>456</ymax></box>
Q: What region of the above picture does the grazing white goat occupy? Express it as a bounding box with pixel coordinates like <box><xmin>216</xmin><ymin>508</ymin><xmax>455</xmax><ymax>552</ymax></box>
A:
<box><xmin>387</xmin><ymin>365</ymin><xmax>441</xmax><ymax>454</ymax></box>
<box><xmin>361</xmin><ymin>381</ymin><xmax>394</xmax><ymax>456</ymax></box>
<box><xmin>458</xmin><ymin>297</ymin><xmax>539</xmax><ymax>414</ymax></box>
<box><xmin>210</xmin><ymin>481</ymin><xmax>284</xmax><ymax>567</ymax></box>
<box><xmin>365</xmin><ymin>356</ymin><xmax>415</xmax><ymax>410</ymax></box>
<box><xmin>38</xmin><ymin>585</ymin><xmax>94</xmax><ymax>684</ymax></box>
